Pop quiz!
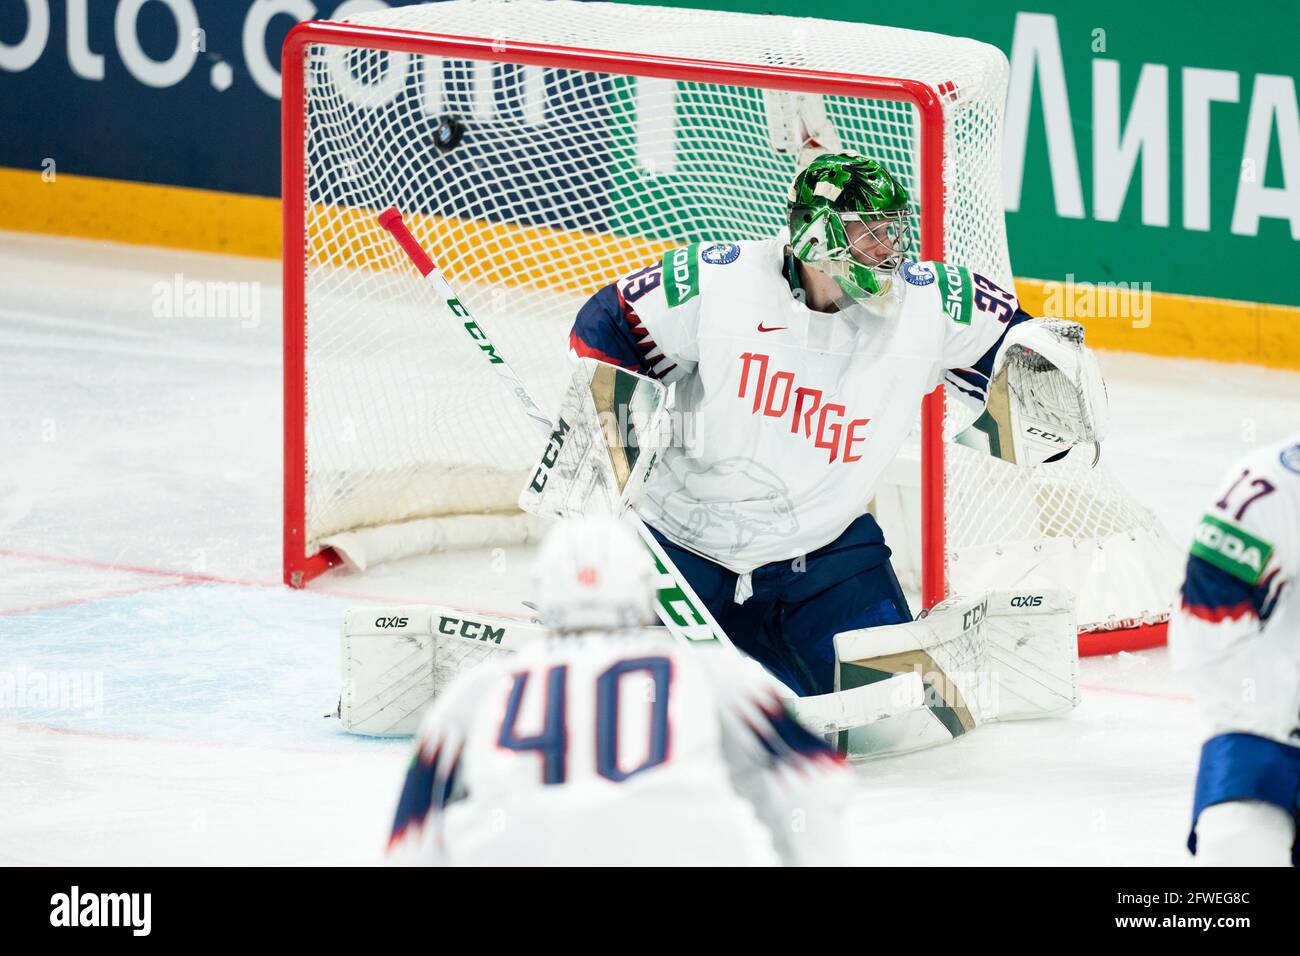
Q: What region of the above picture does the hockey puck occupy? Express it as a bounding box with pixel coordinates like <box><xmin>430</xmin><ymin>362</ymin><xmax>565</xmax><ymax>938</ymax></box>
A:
<box><xmin>432</xmin><ymin>115</ymin><xmax>465</xmax><ymax>153</ymax></box>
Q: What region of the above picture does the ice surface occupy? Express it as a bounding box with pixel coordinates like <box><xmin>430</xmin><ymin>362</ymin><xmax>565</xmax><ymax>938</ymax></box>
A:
<box><xmin>2</xmin><ymin>231</ymin><xmax>1298</xmax><ymax>865</ymax></box>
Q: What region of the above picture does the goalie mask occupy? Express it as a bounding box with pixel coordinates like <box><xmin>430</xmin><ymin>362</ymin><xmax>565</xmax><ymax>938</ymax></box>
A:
<box><xmin>787</xmin><ymin>153</ymin><xmax>912</xmax><ymax>301</ymax></box>
<box><xmin>533</xmin><ymin>517</ymin><xmax>655</xmax><ymax>633</ymax></box>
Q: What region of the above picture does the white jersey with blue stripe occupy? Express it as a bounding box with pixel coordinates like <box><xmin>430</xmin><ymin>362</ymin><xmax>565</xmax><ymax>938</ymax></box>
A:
<box><xmin>1170</xmin><ymin>433</ymin><xmax>1300</xmax><ymax>745</ymax></box>
<box><xmin>387</xmin><ymin>631</ymin><xmax>854</xmax><ymax>866</ymax></box>
<box><xmin>570</xmin><ymin>237</ymin><xmax>1027</xmax><ymax>573</ymax></box>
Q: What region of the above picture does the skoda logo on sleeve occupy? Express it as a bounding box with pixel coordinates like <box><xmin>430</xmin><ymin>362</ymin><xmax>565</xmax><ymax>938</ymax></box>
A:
<box><xmin>701</xmin><ymin>243</ymin><xmax>741</xmax><ymax>265</ymax></box>
<box><xmin>901</xmin><ymin>261</ymin><xmax>935</xmax><ymax>286</ymax></box>
<box><xmin>1280</xmin><ymin>443</ymin><xmax>1300</xmax><ymax>474</ymax></box>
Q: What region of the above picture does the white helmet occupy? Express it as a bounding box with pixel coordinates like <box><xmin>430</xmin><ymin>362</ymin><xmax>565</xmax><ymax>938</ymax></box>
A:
<box><xmin>533</xmin><ymin>517</ymin><xmax>656</xmax><ymax>633</ymax></box>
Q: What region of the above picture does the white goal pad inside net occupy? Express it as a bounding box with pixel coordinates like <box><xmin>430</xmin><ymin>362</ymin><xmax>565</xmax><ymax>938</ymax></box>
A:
<box><xmin>283</xmin><ymin>0</ymin><xmax>1179</xmax><ymax>648</ymax></box>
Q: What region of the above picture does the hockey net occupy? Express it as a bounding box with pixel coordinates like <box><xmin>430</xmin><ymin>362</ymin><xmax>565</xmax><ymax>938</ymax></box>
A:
<box><xmin>282</xmin><ymin>0</ymin><xmax>1178</xmax><ymax>653</ymax></box>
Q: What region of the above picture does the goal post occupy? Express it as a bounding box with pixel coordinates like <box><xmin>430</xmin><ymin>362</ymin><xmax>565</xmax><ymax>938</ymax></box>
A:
<box><xmin>280</xmin><ymin>0</ymin><xmax>1177</xmax><ymax>653</ymax></box>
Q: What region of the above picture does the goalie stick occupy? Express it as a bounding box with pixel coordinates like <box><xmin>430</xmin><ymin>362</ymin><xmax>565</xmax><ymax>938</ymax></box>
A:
<box><xmin>376</xmin><ymin>207</ymin><xmax>736</xmax><ymax>652</ymax></box>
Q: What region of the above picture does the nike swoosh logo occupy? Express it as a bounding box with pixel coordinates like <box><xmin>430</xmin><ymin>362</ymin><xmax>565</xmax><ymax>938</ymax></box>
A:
<box><xmin>757</xmin><ymin>323</ymin><xmax>787</xmax><ymax>332</ymax></box>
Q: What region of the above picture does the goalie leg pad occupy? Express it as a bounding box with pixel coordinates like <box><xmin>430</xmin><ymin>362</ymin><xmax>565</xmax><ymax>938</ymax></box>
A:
<box><xmin>340</xmin><ymin>606</ymin><xmax>544</xmax><ymax>736</ymax></box>
<box><xmin>830</xmin><ymin>589</ymin><xmax>1080</xmax><ymax>759</ymax></box>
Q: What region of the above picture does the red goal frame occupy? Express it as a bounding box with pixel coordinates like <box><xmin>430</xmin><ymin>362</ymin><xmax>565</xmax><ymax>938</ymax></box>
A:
<box><xmin>280</xmin><ymin>19</ymin><xmax>977</xmax><ymax>639</ymax></box>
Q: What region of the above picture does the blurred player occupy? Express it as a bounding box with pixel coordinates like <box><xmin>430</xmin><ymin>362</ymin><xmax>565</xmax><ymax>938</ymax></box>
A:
<box><xmin>1170</xmin><ymin>433</ymin><xmax>1300</xmax><ymax>866</ymax></box>
<box><xmin>387</xmin><ymin>516</ymin><xmax>855</xmax><ymax>866</ymax></box>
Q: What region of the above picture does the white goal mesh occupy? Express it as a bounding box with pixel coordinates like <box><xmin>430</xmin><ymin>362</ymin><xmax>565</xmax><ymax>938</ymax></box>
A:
<box><xmin>284</xmin><ymin>0</ymin><xmax>1177</xmax><ymax>643</ymax></box>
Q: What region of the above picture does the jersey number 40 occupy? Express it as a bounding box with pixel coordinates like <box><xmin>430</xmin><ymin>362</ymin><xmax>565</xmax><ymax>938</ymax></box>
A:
<box><xmin>497</xmin><ymin>656</ymin><xmax>672</xmax><ymax>784</ymax></box>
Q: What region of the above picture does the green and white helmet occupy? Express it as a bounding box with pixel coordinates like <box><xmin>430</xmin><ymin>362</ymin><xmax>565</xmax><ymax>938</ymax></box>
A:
<box><xmin>787</xmin><ymin>152</ymin><xmax>912</xmax><ymax>300</ymax></box>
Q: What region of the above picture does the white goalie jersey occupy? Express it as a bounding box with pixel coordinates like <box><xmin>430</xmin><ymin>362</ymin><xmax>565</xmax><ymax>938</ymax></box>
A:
<box><xmin>1170</xmin><ymin>433</ymin><xmax>1300</xmax><ymax>744</ymax></box>
<box><xmin>387</xmin><ymin>631</ymin><xmax>855</xmax><ymax>866</ymax></box>
<box><xmin>572</xmin><ymin>236</ymin><xmax>1036</xmax><ymax>573</ymax></box>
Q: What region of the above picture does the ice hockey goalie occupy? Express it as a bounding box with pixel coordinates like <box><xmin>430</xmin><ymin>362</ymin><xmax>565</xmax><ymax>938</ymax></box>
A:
<box><xmin>569</xmin><ymin>151</ymin><xmax>1107</xmax><ymax>698</ymax></box>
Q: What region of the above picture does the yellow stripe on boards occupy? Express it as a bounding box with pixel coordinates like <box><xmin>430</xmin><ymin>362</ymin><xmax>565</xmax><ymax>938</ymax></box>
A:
<box><xmin>305</xmin><ymin>202</ymin><xmax>673</xmax><ymax>296</ymax></box>
<box><xmin>1016</xmin><ymin>278</ymin><xmax>1300</xmax><ymax>372</ymax></box>
<box><xmin>0</xmin><ymin>167</ymin><xmax>281</xmax><ymax>259</ymax></box>
<box><xmin>2</xmin><ymin>166</ymin><xmax>1297</xmax><ymax>370</ymax></box>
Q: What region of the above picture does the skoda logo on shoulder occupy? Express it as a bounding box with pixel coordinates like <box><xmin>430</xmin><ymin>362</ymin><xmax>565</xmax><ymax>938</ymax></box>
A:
<box><xmin>901</xmin><ymin>260</ymin><xmax>935</xmax><ymax>286</ymax></box>
<box><xmin>1280</xmin><ymin>443</ymin><xmax>1300</xmax><ymax>475</ymax></box>
<box><xmin>701</xmin><ymin>242</ymin><xmax>740</xmax><ymax>265</ymax></box>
